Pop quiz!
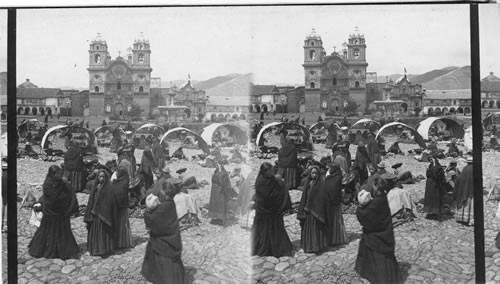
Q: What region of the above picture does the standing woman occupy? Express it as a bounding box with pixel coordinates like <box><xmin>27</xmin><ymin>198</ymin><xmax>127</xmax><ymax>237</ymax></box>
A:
<box><xmin>63</xmin><ymin>144</ymin><xmax>86</xmax><ymax>192</ymax></box>
<box><xmin>111</xmin><ymin>166</ymin><xmax>133</xmax><ymax>249</ymax></box>
<box><xmin>29</xmin><ymin>165</ymin><xmax>79</xmax><ymax>259</ymax></box>
<box><xmin>423</xmin><ymin>157</ymin><xmax>446</xmax><ymax>220</ymax></box>
<box><xmin>252</xmin><ymin>162</ymin><xmax>293</xmax><ymax>257</ymax></box>
<box><xmin>152</xmin><ymin>137</ymin><xmax>165</xmax><ymax>171</ymax></box>
<box><xmin>355</xmin><ymin>141</ymin><xmax>371</xmax><ymax>185</ymax></box>
<box><xmin>297</xmin><ymin>165</ymin><xmax>329</xmax><ymax>253</ymax></box>
<box><xmin>453</xmin><ymin>157</ymin><xmax>474</xmax><ymax>226</ymax></box>
<box><xmin>140</xmin><ymin>146</ymin><xmax>158</xmax><ymax>190</ymax></box>
<box><xmin>277</xmin><ymin>138</ymin><xmax>299</xmax><ymax>190</ymax></box>
<box><xmin>208</xmin><ymin>164</ymin><xmax>236</xmax><ymax>225</ymax></box>
<box><xmin>141</xmin><ymin>181</ymin><xmax>185</xmax><ymax>284</ymax></box>
<box><xmin>355</xmin><ymin>177</ymin><xmax>401</xmax><ymax>284</ymax></box>
<box><xmin>84</xmin><ymin>169</ymin><xmax>115</xmax><ymax>256</ymax></box>
<box><xmin>366</xmin><ymin>133</ymin><xmax>381</xmax><ymax>168</ymax></box>
<box><xmin>324</xmin><ymin>163</ymin><xmax>347</xmax><ymax>247</ymax></box>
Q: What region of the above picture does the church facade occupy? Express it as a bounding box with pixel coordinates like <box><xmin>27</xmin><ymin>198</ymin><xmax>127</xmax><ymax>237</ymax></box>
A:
<box><xmin>303</xmin><ymin>27</ymin><xmax>368</xmax><ymax>114</ymax></box>
<box><xmin>88</xmin><ymin>33</ymin><xmax>153</xmax><ymax>119</ymax></box>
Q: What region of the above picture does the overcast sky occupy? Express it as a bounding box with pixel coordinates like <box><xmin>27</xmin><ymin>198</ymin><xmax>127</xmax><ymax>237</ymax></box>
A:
<box><xmin>0</xmin><ymin>4</ymin><xmax>497</xmax><ymax>88</ymax></box>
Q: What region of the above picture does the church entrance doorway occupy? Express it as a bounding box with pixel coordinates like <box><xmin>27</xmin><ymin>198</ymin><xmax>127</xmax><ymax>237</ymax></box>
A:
<box><xmin>115</xmin><ymin>103</ymin><xmax>124</xmax><ymax>118</ymax></box>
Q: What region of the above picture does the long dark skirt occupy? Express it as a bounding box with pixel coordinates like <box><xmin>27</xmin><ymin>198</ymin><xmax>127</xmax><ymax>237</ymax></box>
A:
<box><xmin>355</xmin><ymin>236</ymin><xmax>401</xmax><ymax>284</ymax></box>
<box><xmin>141</xmin><ymin>241</ymin><xmax>185</xmax><ymax>284</ymax></box>
<box><xmin>28</xmin><ymin>214</ymin><xmax>79</xmax><ymax>260</ymax></box>
<box><xmin>327</xmin><ymin>205</ymin><xmax>347</xmax><ymax>247</ymax></box>
<box><xmin>64</xmin><ymin>170</ymin><xmax>85</xmax><ymax>192</ymax></box>
<box><xmin>277</xmin><ymin>167</ymin><xmax>297</xmax><ymax>190</ymax></box>
<box><xmin>143</xmin><ymin>172</ymin><xmax>154</xmax><ymax>191</ymax></box>
<box><xmin>115</xmin><ymin>207</ymin><xmax>133</xmax><ymax>249</ymax></box>
<box><xmin>87</xmin><ymin>218</ymin><xmax>115</xmax><ymax>256</ymax></box>
<box><xmin>301</xmin><ymin>213</ymin><xmax>329</xmax><ymax>253</ymax></box>
<box><xmin>252</xmin><ymin>213</ymin><xmax>293</xmax><ymax>257</ymax></box>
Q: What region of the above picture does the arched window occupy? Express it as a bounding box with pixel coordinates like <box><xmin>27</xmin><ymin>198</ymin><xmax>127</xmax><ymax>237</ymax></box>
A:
<box><xmin>94</xmin><ymin>54</ymin><xmax>101</xmax><ymax>64</ymax></box>
<box><xmin>322</xmin><ymin>100</ymin><xmax>327</xmax><ymax>108</ymax></box>
<box><xmin>310</xmin><ymin>82</ymin><xmax>315</xmax><ymax>89</ymax></box>
<box><xmin>353</xmin><ymin>48</ymin><xmax>360</xmax><ymax>58</ymax></box>
<box><xmin>138</xmin><ymin>54</ymin><xmax>145</xmax><ymax>63</ymax></box>
<box><xmin>106</xmin><ymin>105</ymin><xmax>111</xmax><ymax>112</ymax></box>
<box><xmin>94</xmin><ymin>86</ymin><xmax>100</xmax><ymax>93</ymax></box>
<box><xmin>311</xmin><ymin>41</ymin><xmax>315</xmax><ymax>46</ymax></box>
<box><xmin>355</xmin><ymin>81</ymin><xmax>360</xmax><ymax>88</ymax></box>
<box><xmin>96</xmin><ymin>45</ymin><xmax>100</xmax><ymax>50</ymax></box>
<box><xmin>139</xmin><ymin>86</ymin><xmax>144</xmax><ymax>92</ymax></box>
<box><xmin>117</xmin><ymin>82</ymin><xmax>121</xmax><ymax>90</ymax></box>
<box><xmin>309</xmin><ymin>50</ymin><xmax>316</xmax><ymax>60</ymax></box>
<box><xmin>333</xmin><ymin>77</ymin><xmax>337</xmax><ymax>86</ymax></box>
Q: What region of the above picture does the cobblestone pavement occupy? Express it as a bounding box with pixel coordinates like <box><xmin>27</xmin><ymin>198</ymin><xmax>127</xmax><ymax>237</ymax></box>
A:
<box><xmin>252</xmin><ymin>141</ymin><xmax>476</xmax><ymax>284</ymax></box>
<box><xmin>12</xmin><ymin>153</ymin><xmax>252</xmax><ymax>284</ymax></box>
<box><xmin>483</xmin><ymin>150</ymin><xmax>500</xmax><ymax>284</ymax></box>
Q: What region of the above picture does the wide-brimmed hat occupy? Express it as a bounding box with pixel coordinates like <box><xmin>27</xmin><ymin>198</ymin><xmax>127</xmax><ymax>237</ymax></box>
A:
<box><xmin>449</xmin><ymin>158</ymin><xmax>457</xmax><ymax>164</ymax></box>
<box><xmin>466</xmin><ymin>156</ymin><xmax>473</xmax><ymax>163</ymax></box>
<box><xmin>176</xmin><ymin>168</ymin><xmax>187</xmax><ymax>174</ymax></box>
<box><xmin>376</xmin><ymin>161</ymin><xmax>386</xmax><ymax>169</ymax></box>
<box><xmin>358</xmin><ymin>190</ymin><xmax>373</xmax><ymax>206</ymax></box>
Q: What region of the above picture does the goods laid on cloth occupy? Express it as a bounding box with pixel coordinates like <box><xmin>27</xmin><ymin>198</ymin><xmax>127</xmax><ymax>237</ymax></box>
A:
<box><xmin>256</xmin><ymin>122</ymin><xmax>314</xmax><ymax>152</ymax></box>
<box><xmin>416</xmin><ymin>117</ymin><xmax>465</xmax><ymax>141</ymax></box>
<box><xmin>200</xmin><ymin>122</ymin><xmax>249</xmax><ymax>147</ymax></box>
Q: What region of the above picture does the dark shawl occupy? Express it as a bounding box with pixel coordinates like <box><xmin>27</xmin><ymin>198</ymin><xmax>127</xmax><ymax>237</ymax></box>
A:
<box><xmin>42</xmin><ymin>176</ymin><xmax>78</xmax><ymax>217</ymax></box>
<box><xmin>111</xmin><ymin>167</ymin><xmax>130</xmax><ymax>209</ymax></box>
<box><xmin>277</xmin><ymin>142</ymin><xmax>298</xmax><ymax>168</ymax></box>
<box><xmin>64</xmin><ymin>145</ymin><xmax>84</xmax><ymax>171</ymax></box>
<box><xmin>152</xmin><ymin>141</ymin><xmax>165</xmax><ymax>159</ymax></box>
<box><xmin>324</xmin><ymin>165</ymin><xmax>343</xmax><ymax>206</ymax></box>
<box><xmin>355</xmin><ymin>147</ymin><xmax>371</xmax><ymax>170</ymax></box>
<box><xmin>453</xmin><ymin>164</ymin><xmax>474</xmax><ymax>208</ymax></box>
<box><xmin>141</xmin><ymin>150</ymin><xmax>157</xmax><ymax>174</ymax></box>
<box><xmin>298</xmin><ymin>172</ymin><xmax>327</xmax><ymax>224</ymax></box>
<box><xmin>356</xmin><ymin>194</ymin><xmax>395</xmax><ymax>255</ymax></box>
<box><xmin>84</xmin><ymin>170</ymin><xmax>114</xmax><ymax>228</ymax></box>
<box><xmin>144</xmin><ymin>199</ymin><xmax>183</xmax><ymax>258</ymax></box>
<box><xmin>254</xmin><ymin>173</ymin><xmax>290</xmax><ymax>216</ymax></box>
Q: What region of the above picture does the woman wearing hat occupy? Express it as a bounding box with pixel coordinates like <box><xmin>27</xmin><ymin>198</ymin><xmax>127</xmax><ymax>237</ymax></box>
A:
<box><xmin>252</xmin><ymin>162</ymin><xmax>293</xmax><ymax>257</ymax></box>
<box><xmin>354</xmin><ymin>141</ymin><xmax>371</xmax><ymax>185</ymax></box>
<box><xmin>297</xmin><ymin>165</ymin><xmax>328</xmax><ymax>253</ymax></box>
<box><xmin>63</xmin><ymin>144</ymin><xmax>86</xmax><ymax>193</ymax></box>
<box><xmin>277</xmin><ymin>138</ymin><xmax>299</xmax><ymax>190</ymax></box>
<box><xmin>423</xmin><ymin>157</ymin><xmax>446</xmax><ymax>220</ymax></box>
<box><xmin>453</xmin><ymin>157</ymin><xmax>474</xmax><ymax>226</ymax></box>
<box><xmin>355</xmin><ymin>177</ymin><xmax>401</xmax><ymax>284</ymax></box>
<box><xmin>323</xmin><ymin>162</ymin><xmax>346</xmax><ymax>247</ymax></box>
<box><xmin>110</xmin><ymin>166</ymin><xmax>133</xmax><ymax>249</ymax></box>
<box><xmin>141</xmin><ymin>181</ymin><xmax>185</xmax><ymax>284</ymax></box>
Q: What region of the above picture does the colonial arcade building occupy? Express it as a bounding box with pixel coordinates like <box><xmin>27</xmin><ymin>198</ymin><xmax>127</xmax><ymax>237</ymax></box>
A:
<box><xmin>88</xmin><ymin>33</ymin><xmax>153</xmax><ymax>119</ymax></box>
<box><xmin>303</xmin><ymin>27</ymin><xmax>368</xmax><ymax>114</ymax></box>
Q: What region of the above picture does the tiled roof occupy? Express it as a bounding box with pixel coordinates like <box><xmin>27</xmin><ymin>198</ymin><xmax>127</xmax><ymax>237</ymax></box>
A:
<box><xmin>17</xmin><ymin>88</ymin><xmax>63</xmax><ymax>99</ymax></box>
<box><xmin>482</xmin><ymin>81</ymin><xmax>500</xmax><ymax>92</ymax></box>
<box><xmin>208</xmin><ymin>96</ymin><xmax>249</xmax><ymax>106</ymax></box>
<box><xmin>424</xmin><ymin>89</ymin><xmax>471</xmax><ymax>100</ymax></box>
<box><xmin>250</xmin><ymin>84</ymin><xmax>278</xmax><ymax>96</ymax></box>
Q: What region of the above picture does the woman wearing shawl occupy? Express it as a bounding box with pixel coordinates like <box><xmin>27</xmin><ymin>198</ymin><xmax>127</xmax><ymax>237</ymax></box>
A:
<box><xmin>277</xmin><ymin>138</ymin><xmax>298</xmax><ymax>190</ymax></box>
<box><xmin>141</xmin><ymin>181</ymin><xmax>185</xmax><ymax>284</ymax></box>
<box><xmin>110</xmin><ymin>128</ymin><xmax>123</xmax><ymax>153</ymax></box>
<box><xmin>453</xmin><ymin>158</ymin><xmax>474</xmax><ymax>226</ymax></box>
<box><xmin>208</xmin><ymin>164</ymin><xmax>236</xmax><ymax>224</ymax></box>
<box><xmin>152</xmin><ymin>137</ymin><xmax>165</xmax><ymax>171</ymax></box>
<box><xmin>366</xmin><ymin>133</ymin><xmax>381</xmax><ymax>167</ymax></box>
<box><xmin>29</xmin><ymin>165</ymin><xmax>79</xmax><ymax>259</ymax></box>
<box><xmin>84</xmin><ymin>169</ymin><xmax>115</xmax><ymax>256</ymax></box>
<box><xmin>423</xmin><ymin>157</ymin><xmax>446</xmax><ymax>220</ymax></box>
<box><xmin>297</xmin><ymin>165</ymin><xmax>329</xmax><ymax>253</ymax></box>
<box><xmin>63</xmin><ymin>144</ymin><xmax>86</xmax><ymax>192</ymax></box>
<box><xmin>355</xmin><ymin>142</ymin><xmax>371</xmax><ymax>185</ymax></box>
<box><xmin>111</xmin><ymin>166</ymin><xmax>133</xmax><ymax>249</ymax></box>
<box><xmin>140</xmin><ymin>146</ymin><xmax>158</xmax><ymax>190</ymax></box>
<box><xmin>355</xmin><ymin>177</ymin><xmax>401</xmax><ymax>284</ymax></box>
<box><xmin>252</xmin><ymin>162</ymin><xmax>293</xmax><ymax>257</ymax></box>
<box><xmin>323</xmin><ymin>163</ymin><xmax>347</xmax><ymax>247</ymax></box>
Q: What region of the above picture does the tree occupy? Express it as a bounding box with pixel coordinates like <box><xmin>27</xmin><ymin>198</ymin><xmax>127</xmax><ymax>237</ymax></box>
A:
<box><xmin>343</xmin><ymin>98</ymin><xmax>359</xmax><ymax>116</ymax></box>
<box><xmin>128</xmin><ymin>103</ymin><xmax>144</xmax><ymax>121</ymax></box>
